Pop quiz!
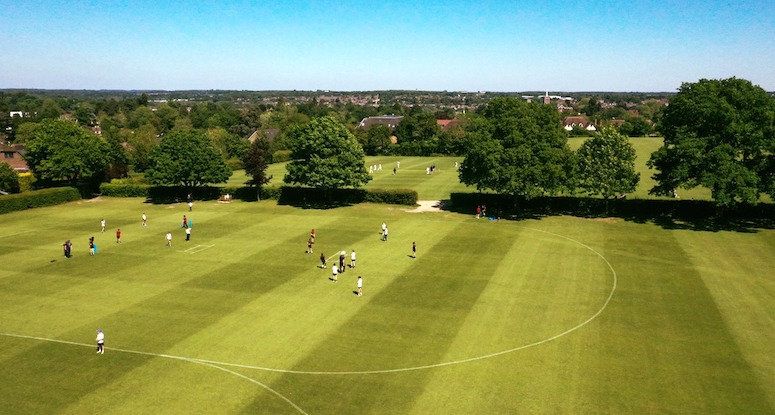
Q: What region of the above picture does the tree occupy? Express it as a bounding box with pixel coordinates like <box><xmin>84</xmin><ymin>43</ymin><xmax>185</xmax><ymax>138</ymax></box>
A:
<box><xmin>145</xmin><ymin>130</ymin><xmax>231</xmax><ymax>188</ymax></box>
<box><xmin>576</xmin><ymin>128</ymin><xmax>639</xmax><ymax>212</ymax></box>
<box><xmin>647</xmin><ymin>77</ymin><xmax>775</xmax><ymax>208</ymax></box>
<box><xmin>394</xmin><ymin>112</ymin><xmax>440</xmax><ymax>155</ymax></box>
<box><xmin>242</xmin><ymin>137</ymin><xmax>273</xmax><ymax>200</ymax></box>
<box><xmin>284</xmin><ymin>116</ymin><xmax>371</xmax><ymax>195</ymax></box>
<box><xmin>24</xmin><ymin>119</ymin><xmax>109</xmax><ymax>183</ymax></box>
<box><xmin>459</xmin><ymin>98</ymin><xmax>574</xmax><ymax>199</ymax></box>
<box><xmin>0</xmin><ymin>163</ymin><xmax>20</xmax><ymax>193</ymax></box>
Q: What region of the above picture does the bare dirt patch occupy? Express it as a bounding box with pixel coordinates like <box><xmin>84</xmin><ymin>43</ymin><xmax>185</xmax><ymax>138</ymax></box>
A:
<box><xmin>404</xmin><ymin>200</ymin><xmax>445</xmax><ymax>213</ymax></box>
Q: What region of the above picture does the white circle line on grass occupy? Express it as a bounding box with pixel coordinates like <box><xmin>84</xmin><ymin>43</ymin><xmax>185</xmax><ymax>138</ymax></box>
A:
<box><xmin>181</xmin><ymin>228</ymin><xmax>618</xmax><ymax>375</ymax></box>
<box><xmin>0</xmin><ymin>333</ymin><xmax>309</xmax><ymax>415</ymax></box>
<box><xmin>2</xmin><ymin>228</ymin><xmax>616</xmax><ymax>377</ymax></box>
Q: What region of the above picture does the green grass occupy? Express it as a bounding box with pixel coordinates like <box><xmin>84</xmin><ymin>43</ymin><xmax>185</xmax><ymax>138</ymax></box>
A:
<box><xmin>229</xmin><ymin>156</ymin><xmax>469</xmax><ymax>200</ymax></box>
<box><xmin>1</xmin><ymin>194</ymin><xmax>774</xmax><ymax>414</ymax></box>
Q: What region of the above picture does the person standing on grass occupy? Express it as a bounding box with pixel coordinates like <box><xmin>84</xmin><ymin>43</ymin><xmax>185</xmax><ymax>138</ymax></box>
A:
<box><xmin>182</xmin><ymin>215</ymin><xmax>188</xmax><ymax>228</ymax></box>
<box><xmin>307</xmin><ymin>237</ymin><xmax>314</xmax><ymax>254</ymax></box>
<box><xmin>411</xmin><ymin>241</ymin><xmax>416</xmax><ymax>258</ymax></box>
<box><xmin>89</xmin><ymin>236</ymin><xmax>95</xmax><ymax>256</ymax></box>
<box><xmin>100</xmin><ymin>219</ymin><xmax>106</xmax><ymax>233</ymax></box>
<box><xmin>96</xmin><ymin>329</ymin><xmax>105</xmax><ymax>354</ymax></box>
<box><xmin>351</xmin><ymin>250</ymin><xmax>356</xmax><ymax>268</ymax></box>
<box><xmin>142</xmin><ymin>213</ymin><xmax>147</xmax><ymax>227</ymax></box>
<box><xmin>116</xmin><ymin>229</ymin><xmax>122</xmax><ymax>243</ymax></box>
<box><xmin>188</xmin><ymin>200</ymin><xmax>193</xmax><ymax>212</ymax></box>
<box><xmin>166</xmin><ymin>232</ymin><xmax>172</xmax><ymax>247</ymax></box>
<box><xmin>332</xmin><ymin>263</ymin><xmax>338</xmax><ymax>282</ymax></box>
<box><xmin>339</xmin><ymin>252</ymin><xmax>346</xmax><ymax>273</ymax></box>
<box><xmin>185</xmin><ymin>226</ymin><xmax>191</xmax><ymax>242</ymax></box>
<box><xmin>320</xmin><ymin>253</ymin><xmax>327</xmax><ymax>268</ymax></box>
<box><xmin>357</xmin><ymin>276</ymin><xmax>363</xmax><ymax>297</ymax></box>
<box><xmin>382</xmin><ymin>226</ymin><xmax>388</xmax><ymax>241</ymax></box>
<box><xmin>310</xmin><ymin>229</ymin><xmax>316</xmax><ymax>241</ymax></box>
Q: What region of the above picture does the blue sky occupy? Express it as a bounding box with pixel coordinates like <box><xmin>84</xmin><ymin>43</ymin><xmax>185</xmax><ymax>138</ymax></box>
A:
<box><xmin>2</xmin><ymin>0</ymin><xmax>774</xmax><ymax>92</ymax></box>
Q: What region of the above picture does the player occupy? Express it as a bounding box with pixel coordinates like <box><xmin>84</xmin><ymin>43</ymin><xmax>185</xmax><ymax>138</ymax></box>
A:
<box><xmin>100</xmin><ymin>219</ymin><xmax>106</xmax><ymax>233</ymax></box>
<box><xmin>411</xmin><ymin>241</ymin><xmax>416</xmax><ymax>258</ymax></box>
<box><xmin>116</xmin><ymin>228</ymin><xmax>122</xmax><ymax>243</ymax></box>
<box><xmin>332</xmin><ymin>264</ymin><xmax>338</xmax><ymax>283</ymax></box>
<box><xmin>166</xmin><ymin>232</ymin><xmax>172</xmax><ymax>247</ymax></box>
<box><xmin>142</xmin><ymin>212</ymin><xmax>147</xmax><ymax>227</ymax></box>
<box><xmin>339</xmin><ymin>252</ymin><xmax>346</xmax><ymax>273</ymax></box>
<box><xmin>319</xmin><ymin>253</ymin><xmax>327</xmax><ymax>268</ymax></box>
<box><xmin>185</xmin><ymin>226</ymin><xmax>191</xmax><ymax>241</ymax></box>
<box><xmin>307</xmin><ymin>237</ymin><xmax>314</xmax><ymax>254</ymax></box>
<box><xmin>95</xmin><ymin>329</ymin><xmax>105</xmax><ymax>354</ymax></box>
<box><xmin>350</xmin><ymin>250</ymin><xmax>356</xmax><ymax>268</ymax></box>
<box><xmin>357</xmin><ymin>276</ymin><xmax>363</xmax><ymax>297</ymax></box>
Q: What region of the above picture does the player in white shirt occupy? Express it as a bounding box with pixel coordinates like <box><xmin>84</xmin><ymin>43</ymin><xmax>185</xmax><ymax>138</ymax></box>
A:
<box><xmin>332</xmin><ymin>264</ymin><xmax>338</xmax><ymax>282</ymax></box>
<box><xmin>96</xmin><ymin>329</ymin><xmax>105</xmax><ymax>354</ymax></box>
<box><xmin>357</xmin><ymin>276</ymin><xmax>363</xmax><ymax>297</ymax></box>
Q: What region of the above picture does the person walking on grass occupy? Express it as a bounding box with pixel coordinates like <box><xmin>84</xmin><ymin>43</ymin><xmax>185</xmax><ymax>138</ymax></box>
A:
<box><xmin>411</xmin><ymin>241</ymin><xmax>416</xmax><ymax>258</ymax></box>
<box><xmin>188</xmin><ymin>200</ymin><xmax>193</xmax><ymax>212</ymax></box>
<box><xmin>185</xmin><ymin>226</ymin><xmax>191</xmax><ymax>241</ymax></box>
<box><xmin>332</xmin><ymin>264</ymin><xmax>338</xmax><ymax>283</ymax></box>
<box><xmin>101</xmin><ymin>219</ymin><xmax>106</xmax><ymax>233</ymax></box>
<box><xmin>350</xmin><ymin>250</ymin><xmax>356</xmax><ymax>269</ymax></box>
<box><xmin>89</xmin><ymin>236</ymin><xmax>95</xmax><ymax>256</ymax></box>
<box><xmin>382</xmin><ymin>226</ymin><xmax>388</xmax><ymax>241</ymax></box>
<box><xmin>166</xmin><ymin>232</ymin><xmax>172</xmax><ymax>247</ymax></box>
<box><xmin>357</xmin><ymin>276</ymin><xmax>363</xmax><ymax>297</ymax></box>
<box><xmin>320</xmin><ymin>253</ymin><xmax>327</xmax><ymax>268</ymax></box>
<box><xmin>96</xmin><ymin>329</ymin><xmax>105</xmax><ymax>354</ymax></box>
<box><xmin>116</xmin><ymin>229</ymin><xmax>122</xmax><ymax>243</ymax></box>
<box><xmin>339</xmin><ymin>252</ymin><xmax>346</xmax><ymax>273</ymax></box>
<box><xmin>307</xmin><ymin>237</ymin><xmax>314</xmax><ymax>254</ymax></box>
<box><xmin>142</xmin><ymin>213</ymin><xmax>147</xmax><ymax>227</ymax></box>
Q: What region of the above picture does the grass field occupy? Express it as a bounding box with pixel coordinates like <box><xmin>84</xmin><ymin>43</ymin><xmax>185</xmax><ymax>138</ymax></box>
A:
<box><xmin>2</xmin><ymin>188</ymin><xmax>774</xmax><ymax>413</ymax></box>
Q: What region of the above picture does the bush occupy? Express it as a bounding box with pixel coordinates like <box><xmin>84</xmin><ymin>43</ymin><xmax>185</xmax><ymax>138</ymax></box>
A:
<box><xmin>99</xmin><ymin>183</ymin><xmax>151</xmax><ymax>198</ymax></box>
<box><xmin>271</xmin><ymin>150</ymin><xmax>292</xmax><ymax>163</ymax></box>
<box><xmin>226</xmin><ymin>158</ymin><xmax>244</xmax><ymax>171</ymax></box>
<box><xmin>364</xmin><ymin>188</ymin><xmax>418</xmax><ymax>205</ymax></box>
<box><xmin>0</xmin><ymin>187</ymin><xmax>81</xmax><ymax>214</ymax></box>
<box><xmin>18</xmin><ymin>173</ymin><xmax>35</xmax><ymax>192</ymax></box>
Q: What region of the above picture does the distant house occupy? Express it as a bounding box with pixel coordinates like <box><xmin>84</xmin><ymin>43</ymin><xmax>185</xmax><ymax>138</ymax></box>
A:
<box><xmin>357</xmin><ymin>115</ymin><xmax>404</xmax><ymax>130</ymax></box>
<box><xmin>0</xmin><ymin>143</ymin><xmax>29</xmax><ymax>172</ymax></box>
<box><xmin>436</xmin><ymin>119</ymin><xmax>461</xmax><ymax>131</ymax></box>
<box><xmin>247</xmin><ymin>128</ymin><xmax>279</xmax><ymax>143</ymax></box>
<box><xmin>563</xmin><ymin>116</ymin><xmax>596</xmax><ymax>132</ymax></box>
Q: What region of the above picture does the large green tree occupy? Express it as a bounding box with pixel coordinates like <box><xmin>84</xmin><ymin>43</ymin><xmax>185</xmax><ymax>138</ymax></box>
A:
<box><xmin>284</xmin><ymin>116</ymin><xmax>371</xmax><ymax>192</ymax></box>
<box><xmin>576</xmin><ymin>128</ymin><xmax>639</xmax><ymax>211</ymax></box>
<box><xmin>648</xmin><ymin>77</ymin><xmax>775</xmax><ymax>207</ymax></box>
<box><xmin>24</xmin><ymin>119</ymin><xmax>110</xmax><ymax>183</ymax></box>
<box><xmin>145</xmin><ymin>130</ymin><xmax>231</xmax><ymax>188</ymax></box>
<box><xmin>242</xmin><ymin>137</ymin><xmax>273</xmax><ymax>200</ymax></box>
<box><xmin>459</xmin><ymin>98</ymin><xmax>574</xmax><ymax>199</ymax></box>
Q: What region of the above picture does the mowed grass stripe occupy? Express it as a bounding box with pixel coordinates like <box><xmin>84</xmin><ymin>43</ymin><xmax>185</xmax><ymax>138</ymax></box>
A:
<box><xmin>588</xmin><ymin>221</ymin><xmax>772</xmax><ymax>413</ymax></box>
<box><xmin>248</xmin><ymin>221</ymin><xmax>521</xmax><ymax>414</ymax></box>
<box><xmin>0</xmin><ymin>213</ymin><xmax>325</xmax><ymax>412</ymax></box>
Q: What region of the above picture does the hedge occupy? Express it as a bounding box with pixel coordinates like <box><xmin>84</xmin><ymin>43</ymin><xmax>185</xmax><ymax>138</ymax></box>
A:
<box><xmin>0</xmin><ymin>187</ymin><xmax>82</xmax><ymax>214</ymax></box>
<box><xmin>271</xmin><ymin>150</ymin><xmax>292</xmax><ymax>163</ymax></box>
<box><xmin>18</xmin><ymin>173</ymin><xmax>35</xmax><ymax>192</ymax></box>
<box><xmin>449</xmin><ymin>192</ymin><xmax>775</xmax><ymax>220</ymax></box>
<box><xmin>98</xmin><ymin>183</ymin><xmax>417</xmax><ymax>206</ymax></box>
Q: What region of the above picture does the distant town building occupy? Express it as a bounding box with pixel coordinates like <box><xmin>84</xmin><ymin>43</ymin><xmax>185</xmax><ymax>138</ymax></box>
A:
<box><xmin>436</xmin><ymin>119</ymin><xmax>461</xmax><ymax>131</ymax></box>
<box><xmin>0</xmin><ymin>143</ymin><xmax>29</xmax><ymax>172</ymax></box>
<box><xmin>357</xmin><ymin>115</ymin><xmax>404</xmax><ymax>130</ymax></box>
<box><xmin>563</xmin><ymin>116</ymin><xmax>596</xmax><ymax>132</ymax></box>
<box><xmin>247</xmin><ymin>128</ymin><xmax>279</xmax><ymax>143</ymax></box>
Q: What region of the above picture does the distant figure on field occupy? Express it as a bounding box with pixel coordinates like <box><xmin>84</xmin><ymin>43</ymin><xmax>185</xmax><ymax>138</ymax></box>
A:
<box><xmin>95</xmin><ymin>329</ymin><xmax>105</xmax><ymax>354</ymax></box>
<box><xmin>332</xmin><ymin>264</ymin><xmax>338</xmax><ymax>282</ymax></box>
<box><xmin>166</xmin><ymin>232</ymin><xmax>172</xmax><ymax>247</ymax></box>
<box><xmin>357</xmin><ymin>276</ymin><xmax>363</xmax><ymax>297</ymax></box>
<box><xmin>116</xmin><ymin>229</ymin><xmax>122</xmax><ymax>243</ymax></box>
<box><xmin>351</xmin><ymin>250</ymin><xmax>356</xmax><ymax>268</ymax></box>
<box><xmin>142</xmin><ymin>213</ymin><xmax>147</xmax><ymax>227</ymax></box>
<box><xmin>411</xmin><ymin>241</ymin><xmax>416</xmax><ymax>258</ymax></box>
<box><xmin>101</xmin><ymin>219</ymin><xmax>106</xmax><ymax>233</ymax></box>
<box><xmin>185</xmin><ymin>226</ymin><xmax>191</xmax><ymax>241</ymax></box>
<box><xmin>320</xmin><ymin>253</ymin><xmax>327</xmax><ymax>268</ymax></box>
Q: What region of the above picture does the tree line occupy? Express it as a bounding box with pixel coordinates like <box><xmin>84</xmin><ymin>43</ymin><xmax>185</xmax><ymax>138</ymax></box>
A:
<box><xmin>1</xmin><ymin>78</ymin><xmax>773</xmax><ymax>210</ymax></box>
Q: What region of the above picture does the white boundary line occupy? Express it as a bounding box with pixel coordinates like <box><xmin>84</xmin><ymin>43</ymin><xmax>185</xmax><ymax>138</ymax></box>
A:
<box><xmin>180</xmin><ymin>244</ymin><xmax>215</xmax><ymax>254</ymax></box>
<box><xmin>2</xmin><ymin>227</ymin><xmax>616</xmax><ymax>378</ymax></box>
<box><xmin>0</xmin><ymin>333</ymin><xmax>308</xmax><ymax>415</ymax></box>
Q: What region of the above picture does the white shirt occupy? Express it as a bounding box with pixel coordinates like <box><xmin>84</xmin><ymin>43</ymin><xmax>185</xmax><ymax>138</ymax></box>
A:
<box><xmin>332</xmin><ymin>265</ymin><xmax>338</xmax><ymax>275</ymax></box>
<box><xmin>101</xmin><ymin>220</ymin><xmax>105</xmax><ymax>227</ymax></box>
<box><xmin>166</xmin><ymin>233</ymin><xmax>172</xmax><ymax>240</ymax></box>
<box><xmin>186</xmin><ymin>228</ymin><xmax>191</xmax><ymax>234</ymax></box>
<box><xmin>381</xmin><ymin>223</ymin><xmax>386</xmax><ymax>231</ymax></box>
<box><xmin>351</xmin><ymin>251</ymin><xmax>356</xmax><ymax>261</ymax></box>
<box><xmin>142</xmin><ymin>214</ymin><xmax>147</xmax><ymax>220</ymax></box>
<box><xmin>357</xmin><ymin>278</ymin><xmax>362</xmax><ymax>288</ymax></box>
<box><xmin>96</xmin><ymin>332</ymin><xmax>104</xmax><ymax>343</ymax></box>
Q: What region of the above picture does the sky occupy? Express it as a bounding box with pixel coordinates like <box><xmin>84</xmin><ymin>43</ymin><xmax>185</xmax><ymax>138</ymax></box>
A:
<box><xmin>1</xmin><ymin>0</ymin><xmax>774</xmax><ymax>92</ymax></box>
